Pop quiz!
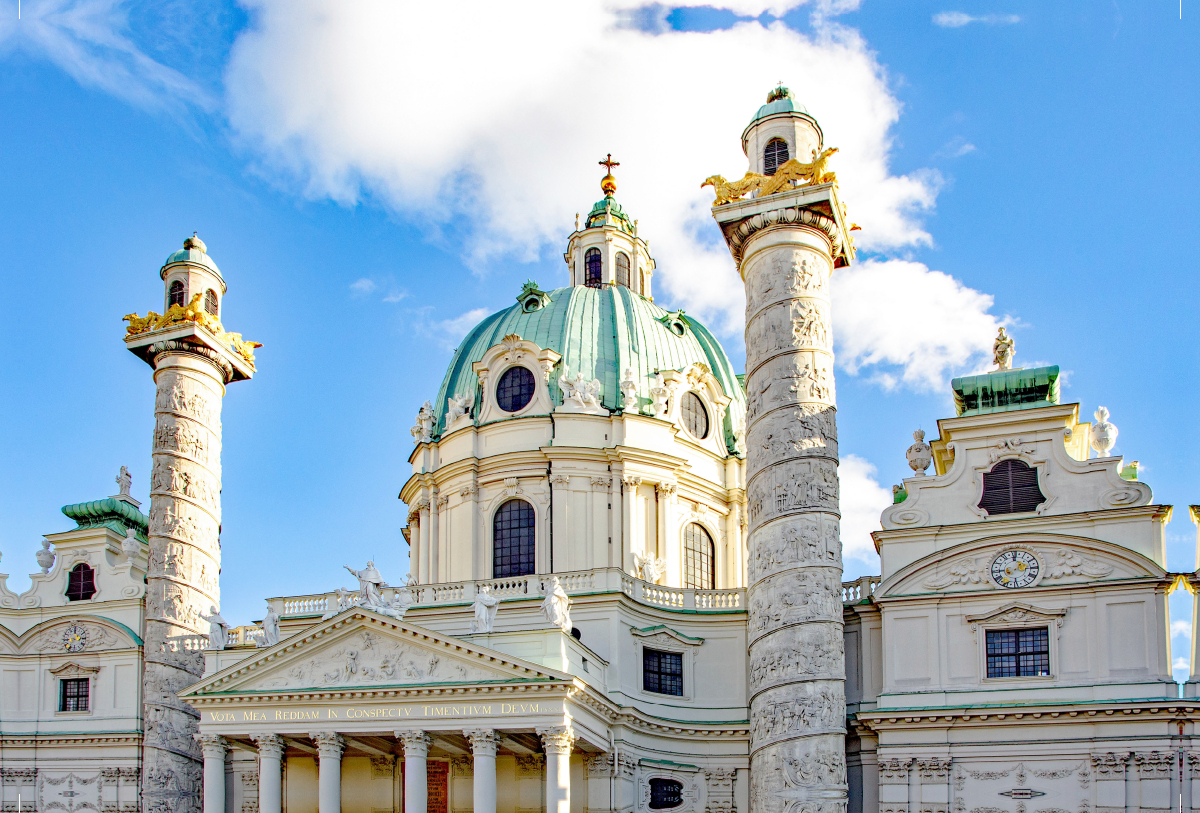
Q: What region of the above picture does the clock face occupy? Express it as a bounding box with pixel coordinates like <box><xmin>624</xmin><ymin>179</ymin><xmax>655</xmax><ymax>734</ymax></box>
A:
<box><xmin>991</xmin><ymin>550</ymin><xmax>1040</xmax><ymax>589</ymax></box>
<box><xmin>63</xmin><ymin>623</ymin><xmax>88</xmax><ymax>653</ymax></box>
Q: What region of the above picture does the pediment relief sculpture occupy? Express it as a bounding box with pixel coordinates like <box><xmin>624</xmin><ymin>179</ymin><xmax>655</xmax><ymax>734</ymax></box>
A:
<box><xmin>891</xmin><ymin>540</ymin><xmax>1138</xmax><ymax>597</ymax></box>
<box><xmin>964</xmin><ymin>602</ymin><xmax>1068</xmax><ymax>632</ymax></box>
<box><xmin>183</xmin><ymin>613</ymin><xmax>568</xmax><ymax>697</ymax></box>
<box><xmin>4</xmin><ymin>619</ymin><xmax>133</xmax><ymax>655</ymax></box>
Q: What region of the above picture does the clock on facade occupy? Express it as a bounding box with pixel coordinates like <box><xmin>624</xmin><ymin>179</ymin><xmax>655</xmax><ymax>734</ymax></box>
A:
<box><xmin>990</xmin><ymin>550</ymin><xmax>1040</xmax><ymax>588</ymax></box>
<box><xmin>62</xmin><ymin>623</ymin><xmax>89</xmax><ymax>652</ymax></box>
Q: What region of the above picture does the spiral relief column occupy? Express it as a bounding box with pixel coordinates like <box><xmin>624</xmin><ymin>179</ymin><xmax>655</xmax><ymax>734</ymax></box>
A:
<box><xmin>710</xmin><ymin>94</ymin><xmax>855</xmax><ymax>813</ymax></box>
<box><xmin>123</xmin><ymin>236</ymin><xmax>258</xmax><ymax>813</ymax></box>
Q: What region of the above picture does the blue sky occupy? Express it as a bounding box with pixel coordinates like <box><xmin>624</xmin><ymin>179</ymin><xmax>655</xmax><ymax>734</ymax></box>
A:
<box><xmin>1</xmin><ymin>0</ymin><xmax>1197</xmax><ymax>676</ymax></box>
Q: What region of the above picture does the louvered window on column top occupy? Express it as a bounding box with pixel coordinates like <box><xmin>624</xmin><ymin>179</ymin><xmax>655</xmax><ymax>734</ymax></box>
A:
<box><xmin>978</xmin><ymin>459</ymin><xmax>1046</xmax><ymax>516</ymax></box>
<box><xmin>764</xmin><ymin>138</ymin><xmax>789</xmax><ymax>176</ymax></box>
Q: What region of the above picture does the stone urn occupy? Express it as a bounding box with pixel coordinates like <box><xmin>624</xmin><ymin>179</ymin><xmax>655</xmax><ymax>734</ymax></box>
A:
<box><xmin>122</xmin><ymin>528</ymin><xmax>141</xmax><ymax>562</ymax></box>
<box><xmin>35</xmin><ymin>539</ymin><xmax>55</xmax><ymax>573</ymax></box>
<box><xmin>906</xmin><ymin>429</ymin><xmax>933</xmax><ymax>475</ymax></box>
<box><xmin>1091</xmin><ymin>406</ymin><xmax>1118</xmax><ymax>457</ymax></box>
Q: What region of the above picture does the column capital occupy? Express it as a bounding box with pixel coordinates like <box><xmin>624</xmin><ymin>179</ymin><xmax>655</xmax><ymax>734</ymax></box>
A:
<box><xmin>397</xmin><ymin>730</ymin><xmax>432</xmax><ymax>757</ymax></box>
<box><xmin>536</xmin><ymin>725</ymin><xmax>576</xmax><ymax>756</ymax></box>
<box><xmin>464</xmin><ymin>729</ymin><xmax>498</xmax><ymax>757</ymax></box>
<box><xmin>196</xmin><ymin>733</ymin><xmax>228</xmax><ymax>758</ymax></box>
<box><xmin>309</xmin><ymin>731</ymin><xmax>345</xmax><ymax>759</ymax></box>
<box><xmin>252</xmin><ymin>733</ymin><xmax>285</xmax><ymax>760</ymax></box>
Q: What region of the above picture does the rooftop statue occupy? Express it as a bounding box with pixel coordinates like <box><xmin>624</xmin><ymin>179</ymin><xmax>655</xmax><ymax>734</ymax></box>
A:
<box><xmin>199</xmin><ymin>606</ymin><xmax>229</xmax><ymax>650</ymax></box>
<box><xmin>258</xmin><ymin>606</ymin><xmax>280</xmax><ymax>647</ymax></box>
<box><xmin>115</xmin><ymin>466</ymin><xmax>132</xmax><ymax>498</ymax></box>
<box><xmin>634</xmin><ymin>552</ymin><xmax>667</xmax><ymax>584</ymax></box>
<box><xmin>702</xmin><ymin>147</ymin><xmax>840</xmax><ymax>207</ymax></box>
<box><xmin>540</xmin><ymin>576</ymin><xmax>572</xmax><ymax>633</ymax></box>
<box><xmin>993</xmin><ymin>327</ymin><xmax>1016</xmax><ymax>371</ymax></box>
<box><xmin>124</xmin><ymin>292</ymin><xmax>262</xmax><ymax>366</ymax></box>
<box><xmin>470</xmin><ymin>585</ymin><xmax>500</xmax><ymax>634</ymax></box>
<box><xmin>345</xmin><ymin>561</ymin><xmax>386</xmax><ymax>609</ymax></box>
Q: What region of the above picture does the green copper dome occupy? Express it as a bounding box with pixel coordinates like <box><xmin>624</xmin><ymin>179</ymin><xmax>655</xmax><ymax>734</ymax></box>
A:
<box><xmin>434</xmin><ymin>284</ymin><xmax>747</xmax><ymax>455</ymax></box>
<box><xmin>161</xmin><ymin>234</ymin><xmax>222</xmax><ymax>279</ymax></box>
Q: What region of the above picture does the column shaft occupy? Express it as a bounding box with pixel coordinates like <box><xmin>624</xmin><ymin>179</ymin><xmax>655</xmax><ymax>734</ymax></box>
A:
<box><xmin>253</xmin><ymin>734</ymin><xmax>284</xmax><ymax>813</ymax></box>
<box><xmin>399</xmin><ymin>732</ymin><xmax>431</xmax><ymax>813</ymax></box>
<box><xmin>466</xmin><ymin>730</ymin><xmax>498</xmax><ymax>813</ymax></box>
<box><xmin>311</xmin><ymin>733</ymin><xmax>344</xmax><ymax>813</ymax></box>
<box><xmin>198</xmin><ymin>735</ymin><xmax>228</xmax><ymax>813</ymax></box>
<box><xmin>740</xmin><ymin>222</ymin><xmax>847</xmax><ymax>813</ymax></box>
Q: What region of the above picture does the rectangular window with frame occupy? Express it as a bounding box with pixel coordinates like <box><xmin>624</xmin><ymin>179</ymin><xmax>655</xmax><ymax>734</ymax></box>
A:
<box><xmin>643</xmin><ymin>648</ymin><xmax>684</xmax><ymax>696</ymax></box>
<box><xmin>986</xmin><ymin>627</ymin><xmax>1050</xmax><ymax>678</ymax></box>
<box><xmin>59</xmin><ymin>677</ymin><xmax>90</xmax><ymax>712</ymax></box>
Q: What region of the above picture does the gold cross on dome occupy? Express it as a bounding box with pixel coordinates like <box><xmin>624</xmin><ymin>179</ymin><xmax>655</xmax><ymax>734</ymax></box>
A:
<box><xmin>599</xmin><ymin>154</ymin><xmax>620</xmax><ymax>173</ymax></box>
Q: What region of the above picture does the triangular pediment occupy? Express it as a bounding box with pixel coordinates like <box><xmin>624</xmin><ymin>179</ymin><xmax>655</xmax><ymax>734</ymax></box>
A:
<box><xmin>181</xmin><ymin>610</ymin><xmax>572</xmax><ymax>698</ymax></box>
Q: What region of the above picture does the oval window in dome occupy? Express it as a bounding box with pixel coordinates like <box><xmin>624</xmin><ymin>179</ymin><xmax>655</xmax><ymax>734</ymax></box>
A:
<box><xmin>496</xmin><ymin>366</ymin><xmax>536</xmax><ymax>413</ymax></box>
<box><xmin>681</xmin><ymin>391</ymin><xmax>709</xmax><ymax>439</ymax></box>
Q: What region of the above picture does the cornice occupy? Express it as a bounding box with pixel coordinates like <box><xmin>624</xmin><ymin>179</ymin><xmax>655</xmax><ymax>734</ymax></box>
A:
<box><xmin>873</xmin><ymin>505</ymin><xmax>1175</xmax><ymax>545</ymax></box>
<box><xmin>856</xmin><ymin>699</ymin><xmax>1200</xmax><ymax>733</ymax></box>
<box><xmin>0</xmin><ymin>733</ymin><xmax>143</xmax><ymax>746</ymax></box>
<box><xmin>185</xmin><ymin>679</ymin><xmax>574</xmax><ymax>706</ymax></box>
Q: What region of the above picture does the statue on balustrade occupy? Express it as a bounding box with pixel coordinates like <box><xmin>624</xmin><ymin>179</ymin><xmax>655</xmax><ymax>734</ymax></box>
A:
<box><xmin>471</xmin><ymin>585</ymin><xmax>500</xmax><ymax>633</ymax></box>
<box><xmin>541</xmin><ymin>576</ymin><xmax>572</xmax><ymax>633</ymax></box>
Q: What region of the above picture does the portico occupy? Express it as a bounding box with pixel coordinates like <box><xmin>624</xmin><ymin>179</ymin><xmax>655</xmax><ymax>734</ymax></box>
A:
<box><xmin>181</xmin><ymin>612</ymin><xmax>609</xmax><ymax>813</ymax></box>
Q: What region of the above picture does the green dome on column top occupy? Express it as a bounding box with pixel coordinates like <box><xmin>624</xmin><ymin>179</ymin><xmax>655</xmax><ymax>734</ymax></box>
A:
<box><xmin>433</xmin><ymin>284</ymin><xmax>747</xmax><ymax>456</ymax></box>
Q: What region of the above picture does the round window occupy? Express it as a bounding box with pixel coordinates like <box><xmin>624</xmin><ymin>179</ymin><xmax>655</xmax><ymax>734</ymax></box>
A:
<box><xmin>681</xmin><ymin>391</ymin><xmax>709</xmax><ymax>439</ymax></box>
<box><xmin>496</xmin><ymin>366</ymin><xmax>536</xmax><ymax>413</ymax></box>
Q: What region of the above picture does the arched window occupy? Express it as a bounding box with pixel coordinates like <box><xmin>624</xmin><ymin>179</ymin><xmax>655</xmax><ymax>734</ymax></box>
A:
<box><xmin>680</xmin><ymin>392</ymin><xmax>709</xmax><ymax>439</ymax></box>
<box><xmin>65</xmin><ymin>564</ymin><xmax>97</xmax><ymax>601</ymax></box>
<box><xmin>168</xmin><ymin>280</ymin><xmax>186</xmax><ymax>308</ymax></box>
<box><xmin>683</xmin><ymin>523</ymin><xmax>715</xmax><ymax>590</ymax></box>
<box><xmin>979</xmin><ymin>459</ymin><xmax>1046</xmax><ymax>516</ymax></box>
<box><xmin>493</xmin><ymin>499</ymin><xmax>536</xmax><ymax>578</ymax></box>
<box><xmin>649</xmin><ymin>779</ymin><xmax>684</xmax><ymax>809</ymax></box>
<box><xmin>496</xmin><ymin>366</ymin><xmax>536</xmax><ymax>412</ymax></box>
<box><xmin>616</xmin><ymin>252</ymin><xmax>631</xmax><ymax>288</ymax></box>
<box><xmin>585</xmin><ymin>248</ymin><xmax>603</xmax><ymax>288</ymax></box>
<box><xmin>204</xmin><ymin>289</ymin><xmax>219</xmax><ymax>316</ymax></box>
<box><xmin>764</xmin><ymin>138</ymin><xmax>790</xmax><ymax>176</ymax></box>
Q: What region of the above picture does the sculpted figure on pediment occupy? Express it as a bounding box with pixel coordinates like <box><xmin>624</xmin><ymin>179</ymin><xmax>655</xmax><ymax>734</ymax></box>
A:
<box><xmin>922</xmin><ymin>556</ymin><xmax>991</xmax><ymax>590</ymax></box>
<box><xmin>1045</xmin><ymin>549</ymin><xmax>1114</xmax><ymax>579</ymax></box>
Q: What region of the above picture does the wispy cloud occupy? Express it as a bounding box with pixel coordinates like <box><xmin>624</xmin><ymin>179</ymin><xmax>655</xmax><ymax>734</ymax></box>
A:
<box><xmin>349</xmin><ymin>278</ymin><xmax>376</xmax><ymax>297</ymax></box>
<box><xmin>933</xmin><ymin>11</ymin><xmax>1021</xmax><ymax>28</ymax></box>
<box><xmin>0</xmin><ymin>0</ymin><xmax>213</xmax><ymax>114</ymax></box>
<box><xmin>1174</xmin><ymin>656</ymin><xmax>1190</xmax><ymax>673</ymax></box>
<box><xmin>935</xmin><ymin>137</ymin><xmax>977</xmax><ymax>159</ymax></box>
<box><xmin>839</xmin><ymin>454</ymin><xmax>893</xmax><ymax>567</ymax></box>
<box><xmin>416</xmin><ymin>307</ymin><xmax>492</xmax><ymax>352</ymax></box>
<box><xmin>1173</xmin><ymin>620</ymin><xmax>1192</xmax><ymax>639</ymax></box>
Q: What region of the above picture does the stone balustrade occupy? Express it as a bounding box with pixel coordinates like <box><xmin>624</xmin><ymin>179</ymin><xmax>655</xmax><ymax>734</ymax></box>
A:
<box><xmin>841</xmin><ymin>575</ymin><xmax>881</xmax><ymax>604</ymax></box>
<box><xmin>270</xmin><ymin>567</ymin><xmax>745</xmax><ymax>619</ymax></box>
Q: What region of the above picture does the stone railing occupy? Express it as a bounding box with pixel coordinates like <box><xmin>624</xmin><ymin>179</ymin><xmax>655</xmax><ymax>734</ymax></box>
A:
<box><xmin>271</xmin><ymin>568</ymin><xmax>745</xmax><ymax>619</ymax></box>
<box><xmin>165</xmin><ymin>633</ymin><xmax>208</xmax><ymax>652</ymax></box>
<box><xmin>842</xmin><ymin>575</ymin><xmax>881</xmax><ymax>604</ymax></box>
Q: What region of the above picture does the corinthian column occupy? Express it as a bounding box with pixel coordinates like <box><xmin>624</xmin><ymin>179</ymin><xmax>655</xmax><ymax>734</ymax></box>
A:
<box><xmin>713</xmin><ymin>174</ymin><xmax>855</xmax><ymax>813</ymax></box>
<box><xmin>538</xmin><ymin>725</ymin><xmax>576</xmax><ymax>813</ymax></box>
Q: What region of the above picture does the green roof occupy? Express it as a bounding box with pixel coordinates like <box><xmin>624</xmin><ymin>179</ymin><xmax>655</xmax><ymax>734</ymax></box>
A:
<box><xmin>61</xmin><ymin>498</ymin><xmax>149</xmax><ymax>539</ymax></box>
<box><xmin>433</xmin><ymin>285</ymin><xmax>747</xmax><ymax>455</ymax></box>
<box><xmin>951</xmin><ymin>365</ymin><xmax>1061</xmax><ymax>417</ymax></box>
<box><xmin>586</xmin><ymin>196</ymin><xmax>634</xmax><ymax>235</ymax></box>
<box><xmin>747</xmin><ymin>96</ymin><xmax>810</xmax><ymax>126</ymax></box>
<box><xmin>163</xmin><ymin>247</ymin><xmax>222</xmax><ymax>277</ymax></box>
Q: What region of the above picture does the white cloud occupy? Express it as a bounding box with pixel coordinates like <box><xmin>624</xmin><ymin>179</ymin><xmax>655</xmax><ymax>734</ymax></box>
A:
<box><xmin>224</xmin><ymin>1</ymin><xmax>942</xmax><ymax>348</ymax></box>
<box><xmin>832</xmin><ymin>259</ymin><xmax>1007</xmax><ymax>390</ymax></box>
<box><xmin>0</xmin><ymin>0</ymin><xmax>211</xmax><ymax>113</ymax></box>
<box><xmin>349</xmin><ymin>278</ymin><xmax>376</xmax><ymax>297</ymax></box>
<box><xmin>427</xmin><ymin>307</ymin><xmax>491</xmax><ymax>351</ymax></box>
<box><xmin>839</xmin><ymin>454</ymin><xmax>892</xmax><ymax>567</ymax></box>
<box><xmin>933</xmin><ymin>12</ymin><xmax>1021</xmax><ymax>28</ymax></box>
<box><xmin>1175</xmin><ymin>657</ymin><xmax>1191</xmax><ymax>673</ymax></box>
<box><xmin>382</xmin><ymin>291</ymin><xmax>408</xmax><ymax>303</ymax></box>
<box><xmin>1173</xmin><ymin>620</ymin><xmax>1192</xmax><ymax>639</ymax></box>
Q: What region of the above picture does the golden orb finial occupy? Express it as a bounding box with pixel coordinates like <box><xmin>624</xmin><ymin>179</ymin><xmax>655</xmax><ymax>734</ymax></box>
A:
<box><xmin>183</xmin><ymin>232</ymin><xmax>207</xmax><ymax>254</ymax></box>
<box><xmin>599</xmin><ymin>153</ymin><xmax>620</xmax><ymax>197</ymax></box>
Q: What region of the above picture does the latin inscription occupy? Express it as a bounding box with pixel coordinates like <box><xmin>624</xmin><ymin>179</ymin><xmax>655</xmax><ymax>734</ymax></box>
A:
<box><xmin>204</xmin><ymin>702</ymin><xmax>545</xmax><ymax>723</ymax></box>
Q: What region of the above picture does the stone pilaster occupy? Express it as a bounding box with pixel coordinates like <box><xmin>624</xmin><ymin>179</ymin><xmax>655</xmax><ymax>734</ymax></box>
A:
<box><xmin>143</xmin><ymin>345</ymin><xmax>231</xmax><ymax>813</ymax></box>
<box><xmin>715</xmin><ymin>189</ymin><xmax>852</xmax><ymax>813</ymax></box>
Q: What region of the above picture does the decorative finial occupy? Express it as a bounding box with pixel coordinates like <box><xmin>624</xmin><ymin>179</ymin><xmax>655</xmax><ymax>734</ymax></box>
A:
<box><xmin>766</xmin><ymin>83</ymin><xmax>793</xmax><ymax>103</ymax></box>
<box><xmin>1090</xmin><ymin>406</ymin><xmax>1118</xmax><ymax>458</ymax></box>
<box><xmin>599</xmin><ymin>153</ymin><xmax>620</xmax><ymax>197</ymax></box>
<box><xmin>183</xmin><ymin>232</ymin><xmax>207</xmax><ymax>254</ymax></box>
<box><xmin>906</xmin><ymin>429</ymin><xmax>932</xmax><ymax>476</ymax></box>
<box><xmin>992</xmin><ymin>327</ymin><xmax>1015</xmax><ymax>371</ymax></box>
<box><xmin>575</xmin><ymin>213</ymin><xmax>580</xmax><ymax>231</ymax></box>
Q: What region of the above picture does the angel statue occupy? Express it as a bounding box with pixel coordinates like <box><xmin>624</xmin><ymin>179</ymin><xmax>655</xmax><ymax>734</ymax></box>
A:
<box><xmin>993</xmin><ymin>327</ymin><xmax>1015</xmax><ymax>371</ymax></box>
<box><xmin>321</xmin><ymin>587</ymin><xmax>354</xmax><ymax>620</ymax></box>
<box><xmin>345</xmin><ymin>561</ymin><xmax>387</xmax><ymax>609</ymax></box>
<box><xmin>470</xmin><ymin>585</ymin><xmax>501</xmax><ymax>633</ymax></box>
<box><xmin>199</xmin><ymin>605</ymin><xmax>229</xmax><ymax>650</ymax></box>
<box><xmin>540</xmin><ymin>576</ymin><xmax>572</xmax><ymax>633</ymax></box>
<box><xmin>633</xmin><ymin>552</ymin><xmax>667</xmax><ymax>584</ymax></box>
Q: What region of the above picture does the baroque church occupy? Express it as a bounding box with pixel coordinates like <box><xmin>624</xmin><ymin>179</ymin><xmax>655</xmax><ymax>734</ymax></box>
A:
<box><xmin>3</xmin><ymin>87</ymin><xmax>1197</xmax><ymax>813</ymax></box>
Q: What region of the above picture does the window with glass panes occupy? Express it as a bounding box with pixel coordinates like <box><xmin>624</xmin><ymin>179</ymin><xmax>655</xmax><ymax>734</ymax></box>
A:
<box><xmin>986</xmin><ymin>627</ymin><xmax>1050</xmax><ymax>677</ymax></box>
<box><xmin>649</xmin><ymin>779</ymin><xmax>684</xmax><ymax>809</ymax></box>
<box><xmin>585</xmin><ymin>248</ymin><xmax>603</xmax><ymax>287</ymax></box>
<box><xmin>493</xmin><ymin>499</ymin><xmax>536</xmax><ymax>578</ymax></box>
<box><xmin>495</xmin><ymin>366</ymin><xmax>536</xmax><ymax>412</ymax></box>
<box><xmin>643</xmin><ymin>648</ymin><xmax>683</xmax><ymax>696</ymax></box>
<box><xmin>683</xmin><ymin>523</ymin><xmax>715</xmax><ymax>590</ymax></box>
<box><xmin>60</xmin><ymin>678</ymin><xmax>89</xmax><ymax>712</ymax></box>
<box><xmin>681</xmin><ymin>392</ymin><xmax>709</xmax><ymax>439</ymax></box>
<box><xmin>616</xmin><ymin>252</ymin><xmax>630</xmax><ymax>288</ymax></box>
<box><xmin>66</xmin><ymin>564</ymin><xmax>96</xmax><ymax>601</ymax></box>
